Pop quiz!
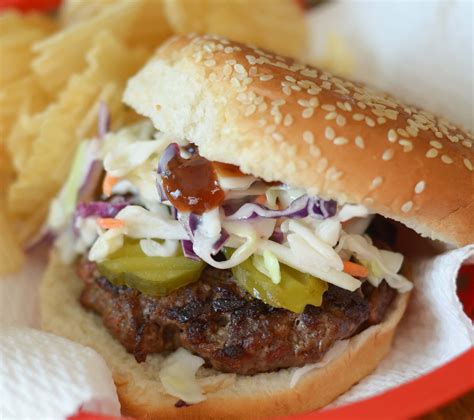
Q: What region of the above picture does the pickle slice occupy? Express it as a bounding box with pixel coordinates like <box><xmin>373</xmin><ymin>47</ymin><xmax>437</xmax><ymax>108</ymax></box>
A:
<box><xmin>97</xmin><ymin>240</ymin><xmax>205</xmax><ymax>296</ymax></box>
<box><xmin>225</xmin><ymin>248</ymin><xmax>328</xmax><ymax>313</ymax></box>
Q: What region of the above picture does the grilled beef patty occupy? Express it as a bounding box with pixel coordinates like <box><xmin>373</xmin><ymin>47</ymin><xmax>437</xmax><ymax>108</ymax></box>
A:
<box><xmin>78</xmin><ymin>260</ymin><xmax>395</xmax><ymax>375</ymax></box>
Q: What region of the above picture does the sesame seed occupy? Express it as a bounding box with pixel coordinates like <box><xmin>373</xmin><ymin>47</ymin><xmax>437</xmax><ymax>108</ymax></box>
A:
<box><xmin>264</xmin><ymin>124</ymin><xmax>276</xmax><ymax>135</ymax></box>
<box><xmin>282</xmin><ymin>86</ymin><xmax>291</xmax><ymax>96</ymax></box>
<box><xmin>441</xmin><ymin>154</ymin><xmax>453</xmax><ymax>164</ymax></box>
<box><xmin>387</xmin><ymin>129</ymin><xmax>397</xmax><ymax>143</ymax></box>
<box><xmin>322</xmin><ymin>104</ymin><xmax>336</xmax><ymax>111</ymax></box>
<box><xmin>272</xmin><ymin>132</ymin><xmax>284</xmax><ymax>142</ymax></box>
<box><xmin>230</xmin><ymin>77</ymin><xmax>240</xmax><ymax>88</ymax></box>
<box><xmin>310</xmin><ymin>145</ymin><xmax>321</xmax><ymax>157</ymax></box>
<box><xmin>355</xmin><ymin>136</ymin><xmax>365</xmax><ymax>149</ymax></box>
<box><xmin>300</xmin><ymin>69</ymin><xmax>318</xmax><ymax>77</ymax></box>
<box><xmin>223</xmin><ymin>64</ymin><xmax>232</xmax><ymax>77</ymax></box>
<box><xmin>316</xmin><ymin>157</ymin><xmax>328</xmax><ymax>172</ymax></box>
<box><xmin>399</xmin><ymin>139</ymin><xmax>413</xmax><ymax>152</ymax></box>
<box><xmin>382</xmin><ymin>149</ymin><xmax>394</xmax><ymax>161</ymax></box>
<box><xmin>204</xmin><ymin>59</ymin><xmax>216</xmax><ymax>67</ymax></box>
<box><xmin>377</xmin><ymin>117</ymin><xmax>387</xmax><ymax>124</ymax></box>
<box><xmin>401</xmin><ymin>201</ymin><xmax>413</xmax><ymax>213</ymax></box>
<box><xmin>365</xmin><ymin>117</ymin><xmax>375</xmax><ymax>127</ymax></box>
<box><xmin>462</xmin><ymin>140</ymin><xmax>472</xmax><ymax>148</ymax></box>
<box><xmin>285</xmin><ymin>75</ymin><xmax>296</xmax><ymax>82</ymax></box>
<box><xmin>407</xmin><ymin>126</ymin><xmax>418</xmax><ymax>137</ymax></box>
<box><xmin>290</xmin><ymin>85</ymin><xmax>301</xmax><ymax>91</ymax></box>
<box><xmin>321</xmin><ymin>81</ymin><xmax>332</xmax><ymax>90</ymax></box>
<box><xmin>325</xmin><ymin>112</ymin><xmax>337</xmax><ymax>120</ymax></box>
<box><xmin>325</xmin><ymin>126</ymin><xmax>335</xmax><ymax>140</ymax></box>
<box><xmin>353</xmin><ymin>113</ymin><xmax>365</xmax><ymax>121</ymax></box>
<box><xmin>344</xmin><ymin>102</ymin><xmax>352</xmax><ymax>111</ymax></box>
<box><xmin>326</xmin><ymin>167</ymin><xmax>343</xmax><ymax>181</ymax></box>
<box><xmin>259</xmin><ymin>74</ymin><xmax>274</xmax><ymax>81</ymax></box>
<box><xmin>224</xmin><ymin>46</ymin><xmax>234</xmax><ymax>53</ymax></box>
<box><xmin>303</xmin><ymin>130</ymin><xmax>314</xmax><ymax>144</ymax></box>
<box><xmin>429</xmin><ymin>140</ymin><xmax>443</xmax><ymax>149</ymax></box>
<box><xmin>385</xmin><ymin>109</ymin><xmax>399</xmax><ymax>120</ymax></box>
<box><xmin>297</xmin><ymin>99</ymin><xmax>309</xmax><ymax>107</ymax></box>
<box><xmin>244</xmin><ymin>104</ymin><xmax>256</xmax><ymax>116</ymax></box>
<box><xmin>426</xmin><ymin>148</ymin><xmax>438</xmax><ymax>158</ymax></box>
<box><xmin>464</xmin><ymin>158</ymin><xmax>473</xmax><ymax>171</ymax></box>
<box><xmin>245</xmin><ymin>55</ymin><xmax>256</xmax><ymax>64</ymax></box>
<box><xmin>370</xmin><ymin>176</ymin><xmax>383</xmax><ymax>190</ymax></box>
<box><xmin>336</xmin><ymin>102</ymin><xmax>346</xmax><ymax>111</ymax></box>
<box><xmin>357</xmin><ymin>101</ymin><xmax>367</xmax><ymax>109</ymax></box>
<box><xmin>302</xmin><ymin>108</ymin><xmax>314</xmax><ymax>118</ymax></box>
<box><xmin>334</xmin><ymin>136</ymin><xmax>349</xmax><ymax>146</ymax></box>
<box><xmin>309</xmin><ymin>97</ymin><xmax>319</xmax><ymax>107</ymax></box>
<box><xmin>273</xmin><ymin>99</ymin><xmax>286</xmax><ymax>106</ymax></box>
<box><xmin>283</xmin><ymin>114</ymin><xmax>293</xmax><ymax>127</ymax></box>
<box><xmin>234</xmin><ymin>64</ymin><xmax>246</xmax><ymax>74</ymax></box>
<box><xmin>273</xmin><ymin>112</ymin><xmax>282</xmax><ymax>125</ymax></box>
<box><xmin>397</xmin><ymin>128</ymin><xmax>409</xmax><ymax>137</ymax></box>
<box><xmin>307</xmin><ymin>88</ymin><xmax>320</xmax><ymax>95</ymax></box>
<box><xmin>258</xmin><ymin>102</ymin><xmax>268</xmax><ymax>112</ymax></box>
<box><xmin>435</xmin><ymin>131</ymin><xmax>443</xmax><ymax>138</ymax></box>
<box><xmin>414</xmin><ymin>180</ymin><xmax>426</xmax><ymax>194</ymax></box>
<box><xmin>336</xmin><ymin>115</ymin><xmax>346</xmax><ymax>126</ymax></box>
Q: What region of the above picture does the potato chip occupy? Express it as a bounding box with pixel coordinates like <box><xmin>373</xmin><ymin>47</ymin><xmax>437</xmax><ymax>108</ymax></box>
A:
<box><xmin>59</xmin><ymin>0</ymin><xmax>119</xmax><ymax>26</ymax></box>
<box><xmin>59</xmin><ymin>0</ymin><xmax>172</xmax><ymax>50</ymax></box>
<box><xmin>8</xmin><ymin>32</ymin><xmax>149</xmax><ymax>222</ymax></box>
<box><xmin>0</xmin><ymin>12</ymin><xmax>56</xmax><ymax>87</ymax></box>
<box><xmin>32</xmin><ymin>1</ymin><xmax>141</xmax><ymax>95</ymax></box>
<box><xmin>0</xmin><ymin>202</ymin><xmax>24</xmax><ymax>275</ymax></box>
<box><xmin>0</xmin><ymin>76</ymin><xmax>50</xmax><ymax>146</ymax></box>
<box><xmin>163</xmin><ymin>0</ymin><xmax>307</xmax><ymax>58</ymax></box>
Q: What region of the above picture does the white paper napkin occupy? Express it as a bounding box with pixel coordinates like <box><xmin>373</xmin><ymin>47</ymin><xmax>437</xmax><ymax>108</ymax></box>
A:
<box><xmin>0</xmin><ymin>327</ymin><xmax>120</xmax><ymax>420</ymax></box>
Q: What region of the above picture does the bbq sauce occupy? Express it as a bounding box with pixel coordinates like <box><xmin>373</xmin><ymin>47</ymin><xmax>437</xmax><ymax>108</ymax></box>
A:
<box><xmin>162</xmin><ymin>153</ymin><xmax>225</xmax><ymax>214</ymax></box>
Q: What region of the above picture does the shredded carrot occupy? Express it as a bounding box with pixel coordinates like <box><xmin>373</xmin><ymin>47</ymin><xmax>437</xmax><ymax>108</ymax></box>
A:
<box><xmin>254</xmin><ymin>194</ymin><xmax>267</xmax><ymax>205</ymax></box>
<box><xmin>343</xmin><ymin>260</ymin><xmax>369</xmax><ymax>278</ymax></box>
<box><xmin>102</xmin><ymin>174</ymin><xmax>119</xmax><ymax>196</ymax></box>
<box><xmin>97</xmin><ymin>218</ymin><xmax>125</xmax><ymax>229</ymax></box>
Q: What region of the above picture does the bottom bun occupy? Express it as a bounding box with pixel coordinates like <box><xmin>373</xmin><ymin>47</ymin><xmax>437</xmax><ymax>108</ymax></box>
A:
<box><xmin>40</xmin><ymin>252</ymin><xmax>410</xmax><ymax>419</ymax></box>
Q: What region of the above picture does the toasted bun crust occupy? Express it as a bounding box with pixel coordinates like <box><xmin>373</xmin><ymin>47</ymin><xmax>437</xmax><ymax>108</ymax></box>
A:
<box><xmin>40</xmin><ymin>253</ymin><xmax>409</xmax><ymax>419</ymax></box>
<box><xmin>124</xmin><ymin>35</ymin><xmax>473</xmax><ymax>246</ymax></box>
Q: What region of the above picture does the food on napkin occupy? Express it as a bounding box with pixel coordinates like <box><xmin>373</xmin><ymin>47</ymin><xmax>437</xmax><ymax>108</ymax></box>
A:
<box><xmin>38</xmin><ymin>34</ymin><xmax>472</xmax><ymax>418</ymax></box>
<box><xmin>0</xmin><ymin>0</ymin><xmax>307</xmax><ymax>275</ymax></box>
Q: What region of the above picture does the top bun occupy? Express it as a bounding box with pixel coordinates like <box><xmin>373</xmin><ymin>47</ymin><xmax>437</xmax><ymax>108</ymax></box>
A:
<box><xmin>124</xmin><ymin>34</ymin><xmax>473</xmax><ymax>246</ymax></box>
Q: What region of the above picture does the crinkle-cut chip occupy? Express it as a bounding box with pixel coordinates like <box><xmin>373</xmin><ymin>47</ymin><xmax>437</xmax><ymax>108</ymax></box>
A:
<box><xmin>59</xmin><ymin>0</ymin><xmax>118</xmax><ymax>26</ymax></box>
<box><xmin>0</xmin><ymin>144</ymin><xmax>14</xmax><ymax>195</ymax></box>
<box><xmin>32</xmin><ymin>1</ymin><xmax>141</xmax><ymax>95</ymax></box>
<box><xmin>125</xmin><ymin>0</ymin><xmax>173</xmax><ymax>50</ymax></box>
<box><xmin>8</xmin><ymin>32</ymin><xmax>149</xmax><ymax>223</ymax></box>
<box><xmin>0</xmin><ymin>76</ymin><xmax>50</xmax><ymax>146</ymax></box>
<box><xmin>0</xmin><ymin>10</ymin><xmax>57</xmax><ymax>37</ymax></box>
<box><xmin>59</xmin><ymin>0</ymin><xmax>172</xmax><ymax>50</ymax></box>
<box><xmin>0</xmin><ymin>203</ymin><xmax>24</xmax><ymax>275</ymax></box>
<box><xmin>163</xmin><ymin>0</ymin><xmax>307</xmax><ymax>58</ymax></box>
<box><xmin>0</xmin><ymin>13</ymin><xmax>57</xmax><ymax>86</ymax></box>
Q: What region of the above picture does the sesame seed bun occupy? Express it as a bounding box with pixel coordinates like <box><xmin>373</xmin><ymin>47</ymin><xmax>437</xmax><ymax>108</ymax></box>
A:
<box><xmin>124</xmin><ymin>34</ymin><xmax>474</xmax><ymax>246</ymax></box>
<box><xmin>40</xmin><ymin>252</ymin><xmax>410</xmax><ymax>419</ymax></box>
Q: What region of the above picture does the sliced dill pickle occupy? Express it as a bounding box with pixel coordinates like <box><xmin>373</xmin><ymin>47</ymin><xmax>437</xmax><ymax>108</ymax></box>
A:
<box><xmin>224</xmin><ymin>248</ymin><xmax>328</xmax><ymax>313</ymax></box>
<box><xmin>97</xmin><ymin>240</ymin><xmax>205</xmax><ymax>296</ymax></box>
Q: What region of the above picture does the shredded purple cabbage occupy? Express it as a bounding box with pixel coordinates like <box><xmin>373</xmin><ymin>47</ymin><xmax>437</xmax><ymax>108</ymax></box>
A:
<box><xmin>270</xmin><ymin>228</ymin><xmax>284</xmax><ymax>244</ymax></box>
<box><xmin>224</xmin><ymin>194</ymin><xmax>336</xmax><ymax>221</ymax></box>
<box><xmin>211</xmin><ymin>229</ymin><xmax>229</xmax><ymax>255</ymax></box>
<box><xmin>181</xmin><ymin>240</ymin><xmax>200</xmax><ymax>260</ymax></box>
<box><xmin>97</xmin><ymin>101</ymin><xmax>110</xmax><ymax>138</ymax></box>
<box><xmin>75</xmin><ymin>199</ymin><xmax>128</xmax><ymax>219</ymax></box>
<box><xmin>158</xmin><ymin>142</ymin><xmax>180</xmax><ymax>175</ymax></box>
<box><xmin>25</xmin><ymin>229</ymin><xmax>55</xmax><ymax>253</ymax></box>
<box><xmin>77</xmin><ymin>160</ymin><xmax>103</xmax><ymax>203</ymax></box>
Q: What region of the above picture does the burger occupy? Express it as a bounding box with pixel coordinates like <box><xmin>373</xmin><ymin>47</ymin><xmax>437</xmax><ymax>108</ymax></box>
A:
<box><xmin>40</xmin><ymin>34</ymin><xmax>473</xmax><ymax>418</ymax></box>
